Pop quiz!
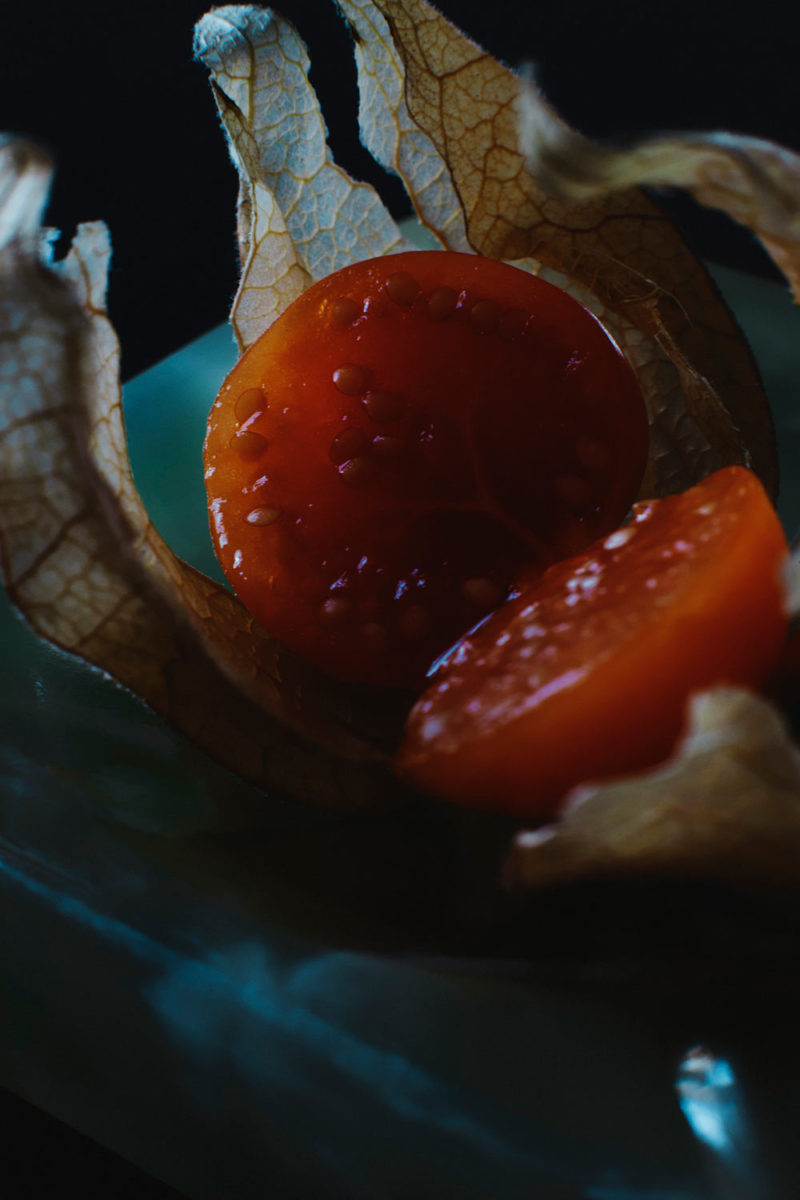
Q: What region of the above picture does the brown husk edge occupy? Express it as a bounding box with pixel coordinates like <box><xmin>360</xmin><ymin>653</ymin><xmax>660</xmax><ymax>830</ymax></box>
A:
<box><xmin>0</xmin><ymin>138</ymin><xmax>399</xmax><ymax>813</ymax></box>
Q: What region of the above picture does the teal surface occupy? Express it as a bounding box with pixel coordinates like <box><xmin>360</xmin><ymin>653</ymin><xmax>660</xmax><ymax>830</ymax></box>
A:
<box><xmin>1</xmin><ymin>261</ymin><xmax>799</xmax><ymax>1199</ymax></box>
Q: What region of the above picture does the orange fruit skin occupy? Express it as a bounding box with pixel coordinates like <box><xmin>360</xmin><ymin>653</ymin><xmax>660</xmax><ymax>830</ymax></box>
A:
<box><xmin>204</xmin><ymin>251</ymin><xmax>648</xmax><ymax>687</ymax></box>
<box><xmin>396</xmin><ymin>467</ymin><xmax>790</xmax><ymax>818</ymax></box>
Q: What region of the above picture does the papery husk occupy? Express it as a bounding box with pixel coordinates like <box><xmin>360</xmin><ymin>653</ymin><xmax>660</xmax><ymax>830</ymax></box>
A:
<box><xmin>515</xmin><ymin>107</ymin><xmax>800</xmax><ymax>305</ymax></box>
<box><xmin>193</xmin><ymin>5</ymin><xmax>413</xmax><ymax>352</ymax></box>
<box><xmin>0</xmin><ymin>138</ymin><xmax>398</xmax><ymax>813</ymax></box>
<box><xmin>1</xmin><ymin>0</ymin><xmax>798</xmax><ymax>882</ymax></box>
<box><xmin>362</xmin><ymin>0</ymin><xmax>780</xmax><ymax>500</ymax></box>
<box><xmin>505</xmin><ymin>689</ymin><xmax>800</xmax><ymax>894</ymax></box>
<box><xmin>196</xmin><ymin>1</ymin><xmax>780</xmax><ymax>501</ymax></box>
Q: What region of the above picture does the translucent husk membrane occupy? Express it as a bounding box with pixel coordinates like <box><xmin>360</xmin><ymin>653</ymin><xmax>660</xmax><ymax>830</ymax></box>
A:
<box><xmin>1</xmin><ymin>2</ymin><xmax>799</xmax><ymax>889</ymax></box>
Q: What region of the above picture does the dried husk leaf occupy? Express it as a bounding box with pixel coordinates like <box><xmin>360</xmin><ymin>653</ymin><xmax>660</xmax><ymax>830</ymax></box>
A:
<box><xmin>334</xmin><ymin>1</ymin><xmax>745</xmax><ymax>500</ymax></box>
<box><xmin>505</xmin><ymin>689</ymin><xmax>800</xmax><ymax>893</ymax></box>
<box><xmin>516</xmin><ymin>112</ymin><xmax>800</xmax><ymax>305</ymax></box>
<box><xmin>193</xmin><ymin>4</ymin><xmax>412</xmax><ymax>352</ymax></box>
<box><xmin>334</xmin><ymin>0</ymin><xmax>470</xmax><ymax>252</ymax></box>
<box><xmin>367</xmin><ymin>0</ymin><xmax>778</xmax><ymax>499</ymax></box>
<box><xmin>788</xmin><ymin>545</ymin><xmax>800</xmax><ymax>616</ymax></box>
<box><xmin>0</xmin><ymin>138</ymin><xmax>396</xmax><ymax>812</ymax></box>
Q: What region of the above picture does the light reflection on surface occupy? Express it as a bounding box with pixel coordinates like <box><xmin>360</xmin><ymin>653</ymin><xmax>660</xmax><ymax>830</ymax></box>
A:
<box><xmin>676</xmin><ymin>1045</ymin><xmax>775</xmax><ymax>1200</ymax></box>
<box><xmin>1</xmin><ymin>842</ymin><xmax>706</xmax><ymax>1198</ymax></box>
<box><xmin>677</xmin><ymin>1048</ymin><xmax>737</xmax><ymax>1155</ymax></box>
<box><xmin>5</xmin><ymin>255</ymin><xmax>800</xmax><ymax>1197</ymax></box>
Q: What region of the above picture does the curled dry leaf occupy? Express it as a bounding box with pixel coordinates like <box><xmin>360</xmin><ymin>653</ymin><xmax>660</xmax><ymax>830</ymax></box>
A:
<box><xmin>505</xmin><ymin>689</ymin><xmax>800</xmax><ymax>894</ymax></box>
<box><xmin>193</xmin><ymin>4</ymin><xmax>412</xmax><ymax>352</ymax></box>
<box><xmin>0</xmin><ymin>138</ymin><xmax>395</xmax><ymax>813</ymax></box>
<box><xmin>334</xmin><ymin>0</ymin><xmax>470</xmax><ymax>253</ymax></box>
<box><xmin>367</xmin><ymin>0</ymin><xmax>779</xmax><ymax>499</ymax></box>
<box><xmin>788</xmin><ymin>546</ymin><xmax>800</xmax><ymax>616</ymax></box>
<box><xmin>515</xmin><ymin>108</ymin><xmax>800</xmax><ymax>305</ymax></box>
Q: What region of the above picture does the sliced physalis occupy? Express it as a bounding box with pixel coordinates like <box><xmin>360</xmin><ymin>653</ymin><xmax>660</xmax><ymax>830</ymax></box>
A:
<box><xmin>1</xmin><ymin>1</ymin><xmax>800</xmax><ymax>900</ymax></box>
<box><xmin>204</xmin><ymin>250</ymin><xmax>648</xmax><ymax>687</ymax></box>
<box><xmin>396</xmin><ymin>467</ymin><xmax>790</xmax><ymax>817</ymax></box>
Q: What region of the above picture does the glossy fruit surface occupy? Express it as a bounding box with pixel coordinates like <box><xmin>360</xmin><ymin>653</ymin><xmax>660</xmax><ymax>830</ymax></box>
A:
<box><xmin>396</xmin><ymin>467</ymin><xmax>790</xmax><ymax>815</ymax></box>
<box><xmin>204</xmin><ymin>251</ymin><xmax>648</xmax><ymax>686</ymax></box>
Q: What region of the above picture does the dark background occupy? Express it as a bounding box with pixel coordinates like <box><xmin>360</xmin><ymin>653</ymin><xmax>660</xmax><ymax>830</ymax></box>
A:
<box><xmin>1</xmin><ymin>1</ymin><xmax>796</xmax><ymax>382</ymax></box>
<box><xmin>1</xmin><ymin>1</ymin><xmax>796</xmax><ymax>1195</ymax></box>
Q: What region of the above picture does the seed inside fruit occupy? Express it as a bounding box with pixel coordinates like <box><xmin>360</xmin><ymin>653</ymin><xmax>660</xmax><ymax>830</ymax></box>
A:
<box><xmin>398</xmin><ymin>604</ymin><xmax>431</xmax><ymax>640</ymax></box>
<box><xmin>318</xmin><ymin>596</ymin><xmax>352</xmax><ymax>625</ymax></box>
<box><xmin>338</xmin><ymin>456</ymin><xmax>376</xmax><ymax>486</ymax></box>
<box><xmin>234</xmin><ymin>387</ymin><xmax>266</xmax><ymax>423</ymax></box>
<box><xmin>329</xmin><ymin>427</ymin><xmax>370</xmax><ymax>464</ymax></box>
<box><xmin>385</xmin><ymin>272</ymin><xmax>420</xmax><ymax>306</ymax></box>
<box><xmin>427</xmin><ymin>286</ymin><xmax>457</xmax><ymax>322</ymax></box>
<box><xmin>364</xmin><ymin>389</ymin><xmax>405</xmax><ymax>422</ymax></box>
<box><xmin>463</xmin><ymin>577</ymin><xmax>503</xmax><ymax>608</ymax></box>
<box><xmin>498</xmin><ymin>307</ymin><xmax>527</xmax><ymax>340</ymax></box>
<box><xmin>329</xmin><ymin>297</ymin><xmax>361</xmax><ymax>329</ymax></box>
<box><xmin>230</xmin><ymin>430</ymin><xmax>268</xmax><ymax>456</ymax></box>
<box><xmin>333</xmin><ymin>364</ymin><xmax>371</xmax><ymax>396</ymax></box>
<box><xmin>371</xmin><ymin>434</ymin><xmax>404</xmax><ymax>458</ymax></box>
<box><xmin>361</xmin><ymin>621</ymin><xmax>388</xmax><ymax>651</ymax></box>
<box><xmin>245</xmin><ymin>506</ymin><xmax>281</xmax><ymax>526</ymax></box>
<box><xmin>470</xmin><ymin>299</ymin><xmax>501</xmax><ymax>333</ymax></box>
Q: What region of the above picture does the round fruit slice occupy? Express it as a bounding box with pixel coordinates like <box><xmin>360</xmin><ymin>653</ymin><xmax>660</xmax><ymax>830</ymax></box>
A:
<box><xmin>396</xmin><ymin>467</ymin><xmax>790</xmax><ymax>816</ymax></box>
<box><xmin>205</xmin><ymin>251</ymin><xmax>648</xmax><ymax>687</ymax></box>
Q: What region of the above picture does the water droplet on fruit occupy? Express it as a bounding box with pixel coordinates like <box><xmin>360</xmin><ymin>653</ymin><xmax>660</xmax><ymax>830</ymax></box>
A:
<box><xmin>385</xmin><ymin>271</ymin><xmax>419</xmax><ymax>306</ymax></box>
<box><xmin>333</xmin><ymin>364</ymin><xmax>371</xmax><ymax>396</ymax></box>
<box><xmin>329</xmin><ymin>297</ymin><xmax>360</xmax><ymax>329</ymax></box>
<box><xmin>234</xmin><ymin>387</ymin><xmax>266</xmax><ymax>423</ymax></box>
<box><xmin>364</xmin><ymin>389</ymin><xmax>405</xmax><ymax>422</ymax></box>
<box><xmin>555</xmin><ymin>474</ymin><xmax>592</xmax><ymax>512</ymax></box>
<box><xmin>421</xmin><ymin>714</ymin><xmax>445</xmax><ymax>742</ymax></box>
<box><xmin>427</xmin><ymin>286</ymin><xmax>457</xmax><ymax>322</ymax></box>
<box><xmin>470</xmin><ymin>299</ymin><xmax>500</xmax><ymax>333</ymax></box>
<box><xmin>604</xmin><ymin>527</ymin><xmax>634</xmax><ymax>550</ymax></box>
<box><xmin>230</xmin><ymin>430</ymin><xmax>268</xmax><ymax>456</ymax></box>
<box><xmin>318</xmin><ymin>596</ymin><xmax>352</xmax><ymax>625</ymax></box>
<box><xmin>329</xmin><ymin>427</ymin><xmax>369</xmax><ymax>464</ymax></box>
<box><xmin>245</xmin><ymin>506</ymin><xmax>281</xmax><ymax>526</ymax></box>
<box><xmin>463</xmin><ymin>577</ymin><xmax>503</xmax><ymax>608</ymax></box>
